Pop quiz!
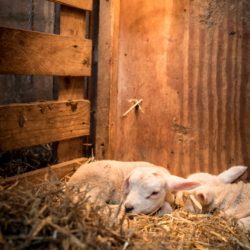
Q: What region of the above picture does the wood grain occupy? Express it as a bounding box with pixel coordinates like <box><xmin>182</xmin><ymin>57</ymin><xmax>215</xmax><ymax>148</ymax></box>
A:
<box><xmin>48</xmin><ymin>0</ymin><xmax>92</xmax><ymax>11</ymax></box>
<box><xmin>57</xmin><ymin>5</ymin><xmax>88</xmax><ymax>163</ymax></box>
<box><xmin>0</xmin><ymin>27</ymin><xmax>92</xmax><ymax>76</ymax></box>
<box><xmin>0</xmin><ymin>0</ymin><xmax>55</xmax><ymax>105</ymax></box>
<box><xmin>0</xmin><ymin>100</ymin><xmax>90</xmax><ymax>152</ymax></box>
<box><xmin>0</xmin><ymin>157</ymin><xmax>88</xmax><ymax>187</ymax></box>
<box><xmin>97</xmin><ymin>0</ymin><xmax>250</xmax><ymax>178</ymax></box>
<box><xmin>95</xmin><ymin>0</ymin><xmax>120</xmax><ymax>160</ymax></box>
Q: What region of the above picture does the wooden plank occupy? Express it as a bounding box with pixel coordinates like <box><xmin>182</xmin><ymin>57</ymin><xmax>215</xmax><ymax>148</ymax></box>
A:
<box><xmin>0</xmin><ymin>0</ymin><xmax>55</xmax><ymax>105</ymax></box>
<box><xmin>95</xmin><ymin>0</ymin><xmax>120</xmax><ymax>160</ymax></box>
<box><xmin>48</xmin><ymin>0</ymin><xmax>92</xmax><ymax>11</ymax></box>
<box><xmin>0</xmin><ymin>27</ymin><xmax>92</xmax><ymax>76</ymax></box>
<box><xmin>0</xmin><ymin>157</ymin><xmax>88</xmax><ymax>187</ymax></box>
<box><xmin>57</xmin><ymin>5</ymin><xmax>88</xmax><ymax>163</ymax></box>
<box><xmin>0</xmin><ymin>99</ymin><xmax>90</xmax><ymax>152</ymax></box>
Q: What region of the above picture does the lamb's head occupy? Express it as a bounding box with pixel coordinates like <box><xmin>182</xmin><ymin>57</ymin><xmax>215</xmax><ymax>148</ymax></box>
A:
<box><xmin>123</xmin><ymin>166</ymin><xmax>200</xmax><ymax>216</ymax></box>
<box><xmin>188</xmin><ymin>184</ymin><xmax>215</xmax><ymax>213</ymax></box>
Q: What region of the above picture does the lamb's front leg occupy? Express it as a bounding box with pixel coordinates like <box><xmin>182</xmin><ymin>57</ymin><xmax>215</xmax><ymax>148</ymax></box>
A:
<box><xmin>157</xmin><ymin>201</ymin><xmax>172</xmax><ymax>216</ymax></box>
<box><xmin>238</xmin><ymin>216</ymin><xmax>250</xmax><ymax>232</ymax></box>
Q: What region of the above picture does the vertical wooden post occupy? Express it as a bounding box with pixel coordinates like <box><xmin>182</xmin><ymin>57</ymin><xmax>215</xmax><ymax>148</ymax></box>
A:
<box><xmin>57</xmin><ymin>6</ymin><xmax>87</xmax><ymax>163</ymax></box>
<box><xmin>95</xmin><ymin>0</ymin><xmax>120</xmax><ymax>160</ymax></box>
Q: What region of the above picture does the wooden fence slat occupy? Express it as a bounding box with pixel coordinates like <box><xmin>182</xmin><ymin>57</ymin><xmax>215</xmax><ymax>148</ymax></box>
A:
<box><xmin>0</xmin><ymin>27</ymin><xmax>92</xmax><ymax>76</ymax></box>
<box><xmin>56</xmin><ymin>5</ymin><xmax>88</xmax><ymax>163</ymax></box>
<box><xmin>0</xmin><ymin>157</ymin><xmax>88</xmax><ymax>187</ymax></box>
<box><xmin>0</xmin><ymin>99</ymin><xmax>90</xmax><ymax>152</ymax></box>
<box><xmin>96</xmin><ymin>0</ymin><xmax>120</xmax><ymax>160</ymax></box>
<box><xmin>48</xmin><ymin>0</ymin><xmax>92</xmax><ymax>11</ymax></box>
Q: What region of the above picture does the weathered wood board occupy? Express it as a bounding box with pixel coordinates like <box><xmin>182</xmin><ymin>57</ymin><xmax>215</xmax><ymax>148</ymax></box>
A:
<box><xmin>0</xmin><ymin>157</ymin><xmax>88</xmax><ymax>187</ymax></box>
<box><xmin>95</xmin><ymin>0</ymin><xmax>120</xmax><ymax>160</ymax></box>
<box><xmin>97</xmin><ymin>0</ymin><xmax>250</xmax><ymax>178</ymax></box>
<box><xmin>0</xmin><ymin>0</ymin><xmax>55</xmax><ymax>105</ymax></box>
<box><xmin>57</xmin><ymin>5</ymin><xmax>88</xmax><ymax>163</ymax></box>
<box><xmin>0</xmin><ymin>100</ymin><xmax>90</xmax><ymax>152</ymax></box>
<box><xmin>0</xmin><ymin>27</ymin><xmax>92</xmax><ymax>76</ymax></box>
<box><xmin>48</xmin><ymin>0</ymin><xmax>92</xmax><ymax>11</ymax></box>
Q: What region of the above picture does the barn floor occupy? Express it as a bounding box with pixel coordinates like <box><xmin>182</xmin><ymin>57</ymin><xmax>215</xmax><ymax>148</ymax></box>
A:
<box><xmin>0</xmin><ymin>180</ymin><xmax>250</xmax><ymax>250</ymax></box>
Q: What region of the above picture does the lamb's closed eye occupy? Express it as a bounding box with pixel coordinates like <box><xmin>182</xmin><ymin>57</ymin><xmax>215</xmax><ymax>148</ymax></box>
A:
<box><xmin>146</xmin><ymin>191</ymin><xmax>159</xmax><ymax>199</ymax></box>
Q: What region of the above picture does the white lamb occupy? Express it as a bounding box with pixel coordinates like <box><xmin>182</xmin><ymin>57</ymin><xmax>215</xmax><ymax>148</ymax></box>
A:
<box><xmin>68</xmin><ymin>160</ymin><xmax>200</xmax><ymax>215</ymax></box>
<box><xmin>186</xmin><ymin>180</ymin><xmax>250</xmax><ymax>231</ymax></box>
<box><xmin>186</xmin><ymin>166</ymin><xmax>248</xmax><ymax>185</ymax></box>
<box><xmin>68</xmin><ymin>160</ymin><xmax>156</xmax><ymax>205</ymax></box>
<box><xmin>123</xmin><ymin>166</ymin><xmax>200</xmax><ymax>215</ymax></box>
<box><xmin>175</xmin><ymin>166</ymin><xmax>248</xmax><ymax>213</ymax></box>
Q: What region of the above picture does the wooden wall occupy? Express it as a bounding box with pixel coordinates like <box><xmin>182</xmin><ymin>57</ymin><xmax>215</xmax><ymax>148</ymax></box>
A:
<box><xmin>96</xmin><ymin>0</ymin><xmax>250</xmax><ymax>177</ymax></box>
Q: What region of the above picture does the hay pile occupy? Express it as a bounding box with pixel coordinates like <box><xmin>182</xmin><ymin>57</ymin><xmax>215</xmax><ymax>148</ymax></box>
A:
<box><xmin>0</xmin><ymin>182</ymin><xmax>128</xmax><ymax>250</ymax></box>
<box><xmin>0</xmin><ymin>181</ymin><xmax>250</xmax><ymax>250</ymax></box>
<box><xmin>130</xmin><ymin>211</ymin><xmax>250</xmax><ymax>249</ymax></box>
<box><xmin>0</xmin><ymin>143</ymin><xmax>55</xmax><ymax>178</ymax></box>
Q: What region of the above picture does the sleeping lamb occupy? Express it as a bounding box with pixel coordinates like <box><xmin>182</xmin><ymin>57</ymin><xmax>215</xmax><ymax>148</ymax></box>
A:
<box><xmin>68</xmin><ymin>160</ymin><xmax>156</xmax><ymax>205</ymax></box>
<box><xmin>123</xmin><ymin>166</ymin><xmax>200</xmax><ymax>215</ymax></box>
<box><xmin>175</xmin><ymin>166</ymin><xmax>248</xmax><ymax>213</ymax></box>
<box><xmin>186</xmin><ymin>180</ymin><xmax>250</xmax><ymax>231</ymax></box>
<box><xmin>68</xmin><ymin>160</ymin><xmax>200</xmax><ymax>215</ymax></box>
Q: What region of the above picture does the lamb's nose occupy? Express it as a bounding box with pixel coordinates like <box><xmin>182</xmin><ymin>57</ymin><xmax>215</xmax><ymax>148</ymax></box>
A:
<box><xmin>125</xmin><ymin>205</ymin><xmax>134</xmax><ymax>213</ymax></box>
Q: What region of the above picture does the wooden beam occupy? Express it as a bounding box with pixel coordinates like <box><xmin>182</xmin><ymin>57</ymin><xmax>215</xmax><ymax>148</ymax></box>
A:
<box><xmin>0</xmin><ymin>27</ymin><xmax>92</xmax><ymax>76</ymax></box>
<box><xmin>57</xmin><ymin>5</ymin><xmax>88</xmax><ymax>163</ymax></box>
<box><xmin>0</xmin><ymin>157</ymin><xmax>88</xmax><ymax>187</ymax></box>
<box><xmin>0</xmin><ymin>99</ymin><xmax>90</xmax><ymax>152</ymax></box>
<box><xmin>95</xmin><ymin>0</ymin><xmax>120</xmax><ymax>160</ymax></box>
<box><xmin>48</xmin><ymin>0</ymin><xmax>92</xmax><ymax>11</ymax></box>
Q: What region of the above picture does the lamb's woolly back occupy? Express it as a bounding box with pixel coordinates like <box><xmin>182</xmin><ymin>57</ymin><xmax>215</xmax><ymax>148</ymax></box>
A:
<box><xmin>68</xmin><ymin>160</ymin><xmax>158</xmax><ymax>204</ymax></box>
<box><xmin>187</xmin><ymin>166</ymin><xmax>248</xmax><ymax>185</ymax></box>
<box><xmin>187</xmin><ymin>173</ymin><xmax>219</xmax><ymax>185</ymax></box>
<box><xmin>68</xmin><ymin>160</ymin><xmax>157</xmax><ymax>186</ymax></box>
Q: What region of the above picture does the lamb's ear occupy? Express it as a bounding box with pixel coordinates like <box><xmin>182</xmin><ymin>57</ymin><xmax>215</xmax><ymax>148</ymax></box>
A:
<box><xmin>218</xmin><ymin>166</ymin><xmax>248</xmax><ymax>184</ymax></box>
<box><xmin>123</xmin><ymin>174</ymin><xmax>131</xmax><ymax>194</ymax></box>
<box><xmin>195</xmin><ymin>190</ymin><xmax>213</xmax><ymax>206</ymax></box>
<box><xmin>165</xmin><ymin>175</ymin><xmax>200</xmax><ymax>191</ymax></box>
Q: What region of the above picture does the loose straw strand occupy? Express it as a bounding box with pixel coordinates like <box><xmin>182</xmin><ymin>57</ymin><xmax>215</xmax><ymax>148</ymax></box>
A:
<box><xmin>122</xmin><ymin>99</ymin><xmax>143</xmax><ymax>117</ymax></box>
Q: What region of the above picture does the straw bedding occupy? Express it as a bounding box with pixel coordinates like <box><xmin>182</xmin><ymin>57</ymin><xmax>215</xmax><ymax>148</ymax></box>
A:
<box><xmin>1</xmin><ymin>180</ymin><xmax>250</xmax><ymax>250</ymax></box>
<box><xmin>0</xmin><ymin>143</ymin><xmax>55</xmax><ymax>178</ymax></box>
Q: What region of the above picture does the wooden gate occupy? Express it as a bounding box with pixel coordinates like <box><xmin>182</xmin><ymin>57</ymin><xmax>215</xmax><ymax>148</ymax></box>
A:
<box><xmin>0</xmin><ymin>0</ymin><xmax>93</xmax><ymax>184</ymax></box>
